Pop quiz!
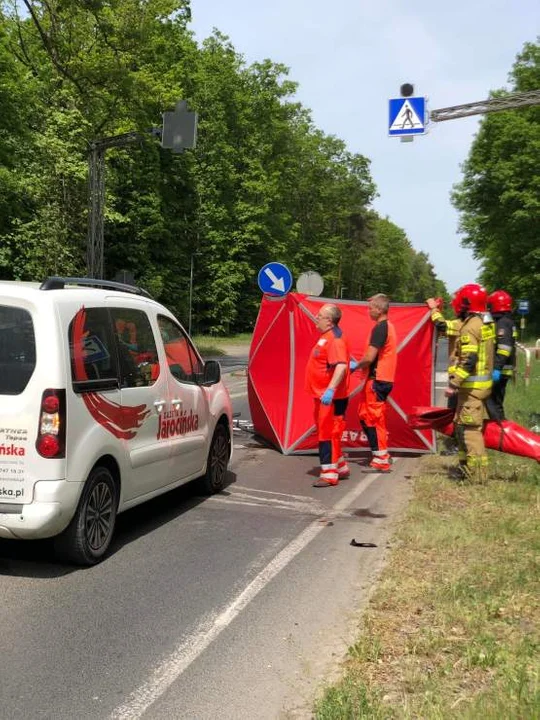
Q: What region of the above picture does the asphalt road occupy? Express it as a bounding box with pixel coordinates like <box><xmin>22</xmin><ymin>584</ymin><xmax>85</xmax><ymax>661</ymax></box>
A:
<box><xmin>0</xmin><ymin>367</ymin><xmax>421</xmax><ymax>720</ymax></box>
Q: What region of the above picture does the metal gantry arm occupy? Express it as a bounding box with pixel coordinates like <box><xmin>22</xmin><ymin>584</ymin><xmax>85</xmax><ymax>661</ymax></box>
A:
<box><xmin>87</xmin><ymin>131</ymin><xmax>154</xmax><ymax>280</ymax></box>
<box><xmin>87</xmin><ymin>99</ymin><xmax>197</xmax><ymax>280</ymax></box>
<box><xmin>430</xmin><ymin>89</ymin><xmax>540</xmax><ymax>122</ymax></box>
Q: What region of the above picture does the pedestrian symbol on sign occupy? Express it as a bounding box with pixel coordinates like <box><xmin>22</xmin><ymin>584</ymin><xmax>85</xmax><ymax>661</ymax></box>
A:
<box><xmin>402</xmin><ymin>106</ymin><xmax>414</xmax><ymax>128</ymax></box>
<box><xmin>390</xmin><ymin>100</ymin><xmax>423</xmax><ymax>131</ymax></box>
<box><xmin>388</xmin><ymin>96</ymin><xmax>427</xmax><ymax>136</ymax></box>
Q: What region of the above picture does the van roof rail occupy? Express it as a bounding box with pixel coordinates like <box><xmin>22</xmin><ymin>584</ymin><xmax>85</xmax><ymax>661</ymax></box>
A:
<box><xmin>40</xmin><ymin>277</ymin><xmax>153</xmax><ymax>299</ymax></box>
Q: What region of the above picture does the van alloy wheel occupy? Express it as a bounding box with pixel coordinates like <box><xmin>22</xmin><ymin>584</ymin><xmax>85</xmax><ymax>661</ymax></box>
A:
<box><xmin>209</xmin><ymin>427</ymin><xmax>229</xmax><ymax>489</ymax></box>
<box><xmin>85</xmin><ymin>478</ymin><xmax>114</xmax><ymax>552</ymax></box>
<box><xmin>54</xmin><ymin>465</ymin><xmax>118</xmax><ymax>566</ymax></box>
<box><xmin>199</xmin><ymin>423</ymin><xmax>230</xmax><ymax>494</ymax></box>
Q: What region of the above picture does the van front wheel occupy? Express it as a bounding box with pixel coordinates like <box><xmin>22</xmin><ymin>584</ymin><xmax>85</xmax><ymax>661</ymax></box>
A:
<box><xmin>199</xmin><ymin>423</ymin><xmax>230</xmax><ymax>495</ymax></box>
<box><xmin>55</xmin><ymin>466</ymin><xmax>118</xmax><ymax>566</ymax></box>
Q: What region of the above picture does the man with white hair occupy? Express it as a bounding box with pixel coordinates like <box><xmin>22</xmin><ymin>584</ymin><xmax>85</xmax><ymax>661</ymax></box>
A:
<box><xmin>305</xmin><ymin>303</ymin><xmax>350</xmax><ymax>487</ymax></box>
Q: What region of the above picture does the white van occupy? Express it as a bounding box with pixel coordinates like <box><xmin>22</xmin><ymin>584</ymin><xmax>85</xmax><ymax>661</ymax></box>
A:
<box><xmin>0</xmin><ymin>277</ymin><xmax>233</xmax><ymax>564</ymax></box>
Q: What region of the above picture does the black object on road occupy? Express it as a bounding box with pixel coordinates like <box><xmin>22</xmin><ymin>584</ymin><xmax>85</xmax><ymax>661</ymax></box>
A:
<box><xmin>350</xmin><ymin>539</ymin><xmax>377</xmax><ymax>548</ymax></box>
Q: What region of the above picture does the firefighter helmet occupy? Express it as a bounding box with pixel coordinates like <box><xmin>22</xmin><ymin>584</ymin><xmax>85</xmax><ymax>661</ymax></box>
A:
<box><xmin>450</xmin><ymin>286</ymin><xmax>464</xmax><ymax>315</ymax></box>
<box><xmin>458</xmin><ymin>283</ymin><xmax>488</xmax><ymax>313</ymax></box>
<box><xmin>488</xmin><ymin>289</ymin><xmax>513</xmax><ymax>313</ymax></box>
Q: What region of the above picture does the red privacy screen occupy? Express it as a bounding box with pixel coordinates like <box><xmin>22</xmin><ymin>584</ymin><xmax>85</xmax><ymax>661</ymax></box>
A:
<box><xmin>248</xmin><ymin>293</ymin><xmax>436</xmax><ymax>455</ymax></box>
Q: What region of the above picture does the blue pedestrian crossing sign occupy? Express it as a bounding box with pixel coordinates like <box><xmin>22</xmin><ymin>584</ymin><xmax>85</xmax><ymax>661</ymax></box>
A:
<box><xmin>258</xmin><ymin>262</ymin><xmax>293</xmax><ymax>296</ymax></box>
<box><xmin>388</xmin><ymin>97</ymin><xmax>427</xmax><ymax>136</ymax></box>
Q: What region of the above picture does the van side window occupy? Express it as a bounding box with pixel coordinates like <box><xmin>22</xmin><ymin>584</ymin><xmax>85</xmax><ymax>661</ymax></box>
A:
<box><xmin>0</xmin><ymin>306</ymin><xmax>36</xmax><ymax>395</ymax></box>
<box><xmin>110</xmin><ymin>309</ymin><xmax>159</xmax><ymax>388</ymax></box>
<box><xmin>70</xmin><ymin>307</ymin><xmax>118</xmax><ymax>384</ymax></box>
<box><xmin>157</xmin><ymin>316</ymin><xmax>202</xmax><ymax>384</ymax></box>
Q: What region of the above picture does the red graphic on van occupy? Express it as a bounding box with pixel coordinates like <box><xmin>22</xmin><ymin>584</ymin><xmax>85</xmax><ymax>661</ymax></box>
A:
<box><xmin>72</xmin><ymin>308</ymin><xmax>150</xmax><ymax>440</ymax></box>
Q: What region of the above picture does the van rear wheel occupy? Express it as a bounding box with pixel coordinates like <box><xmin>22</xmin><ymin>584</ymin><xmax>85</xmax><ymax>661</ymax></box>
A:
<box><xmin>55</xmin><ymin>466</ymin><xmax>118</xmax><ymax>566</ymax></box>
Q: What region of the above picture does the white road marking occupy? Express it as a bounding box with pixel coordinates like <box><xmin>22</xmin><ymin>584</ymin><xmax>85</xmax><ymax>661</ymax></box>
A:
<box><xmin>206</xmin><ymin>498</ymin><xmax>275</xmax><ymax>510</ymax></box>
<box><xmin>233</xmin><ymin>485</ymin><xmax>322</xmax><ymax>502</ymax></box>
<box><xmin>207</xmin><ymin>491</ymin><xmax>322</xmax><ymax>514</ymax></box>
<box><xmin>109</xmin><ymin>473</ymin><xmax>380</xmax><ymax>720</ymax></box>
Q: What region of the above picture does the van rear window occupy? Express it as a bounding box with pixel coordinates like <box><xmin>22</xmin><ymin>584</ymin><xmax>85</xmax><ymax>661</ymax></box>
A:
<box><xmin>0</xmin><ymin>306</ymin><xmax>36</xmax><ymax>395</ymax></box>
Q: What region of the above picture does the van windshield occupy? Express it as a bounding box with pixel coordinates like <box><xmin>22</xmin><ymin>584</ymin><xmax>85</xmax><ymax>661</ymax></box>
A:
<box><xmin>0</xmin><ymin>306</ymin><xmax>36</xmax><ymax>394</ymax></box>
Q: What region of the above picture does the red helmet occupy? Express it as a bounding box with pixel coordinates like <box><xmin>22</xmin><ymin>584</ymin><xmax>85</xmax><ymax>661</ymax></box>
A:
<box><xmin>488</xmin><ymin>290</ymin><xmax>513</xmax><ymax>313</ymax></box>
<box><xmin>455</xmin><ymin>283</ymin><xmax>488</xmax><ymax>314</ymax></box>
<box><xmin>450</xmin><ymin>286</ymin><xmax>464</xmax><ymax>315</ymax></box>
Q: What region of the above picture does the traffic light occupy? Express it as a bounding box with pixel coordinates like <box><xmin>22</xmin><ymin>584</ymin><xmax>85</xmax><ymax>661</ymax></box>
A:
<box><xmin>400</xmin><ymin>83</ymin><xmax>414</xmax><ymax>97</ymax></box>
<box><xmin>161</xmin><ymin>100</ymin><xmax>198</xmax><ymax>153</ymax></box>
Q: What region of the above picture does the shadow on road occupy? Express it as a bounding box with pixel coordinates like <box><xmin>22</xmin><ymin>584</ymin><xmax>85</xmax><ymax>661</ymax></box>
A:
<box><xmin>0</xmin><ymin>471</ymin><xmax>238</xmax><ymax>578</ymax></box>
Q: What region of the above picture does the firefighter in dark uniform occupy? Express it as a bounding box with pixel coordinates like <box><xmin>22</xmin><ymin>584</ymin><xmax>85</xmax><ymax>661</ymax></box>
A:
<box><xmin>486</xmin><ymin>290</ymin><xmax>517</xmax><ymax>421</ymax></box>
<box><xmin>445</xmin><ymin>284</ymin><xmax>495</xmax><ymax>484</ymax></box>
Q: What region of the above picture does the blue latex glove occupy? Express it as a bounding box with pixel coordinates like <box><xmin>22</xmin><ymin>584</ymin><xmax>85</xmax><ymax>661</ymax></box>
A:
<box><xmin>349</xmin><ymin>360</ymin><xmax>359</xmax><ymax>372</ymax></box>
<box><xmin>492</xmin><ymin>369</ymin><xmax>502</xmax><ymax>382</ymax></box>
<box><xmin>321</xmin><ymin>388</ymin><xmax>335</xmax><ymax>405</ymax></box>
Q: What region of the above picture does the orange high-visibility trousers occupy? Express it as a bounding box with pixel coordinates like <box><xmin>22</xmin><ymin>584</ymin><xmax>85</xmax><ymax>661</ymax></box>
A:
<box><xmin>358</xmin><ymin>379</ymin><xmax>393</xmax><ymax>458</ymax></box>
<box><xmin>314</xmin><ymin>398</ymin><xmax>348</xmax><ymax>481</ymax></box>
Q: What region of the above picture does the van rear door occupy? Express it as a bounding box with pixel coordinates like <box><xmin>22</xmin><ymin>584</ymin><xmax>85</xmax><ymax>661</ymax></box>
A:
<box><xmin>0</xmin><ymin>303</ymin><xmax>41</xmax><ymax>505</ymax></box>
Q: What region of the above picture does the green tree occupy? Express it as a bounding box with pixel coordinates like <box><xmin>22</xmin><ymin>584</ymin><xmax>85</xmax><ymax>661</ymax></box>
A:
<box><xmin>0</xmin><ymin>4</ymin><xmax>446</xmax><ymax>332</ymax></box>
<box><xmin>338</xmin><ymin>212</ymin><xmax>446</xmax><ymax>302</ymax></box>
<box><xmin>452</xmin><ymin>40</ymin><xmax>540</xmax><ymax>323</ymax></box>
<box><xmin>0</xmin><ymin>13</ymin><xmax>38</xmax><ymax>274</ymax></box>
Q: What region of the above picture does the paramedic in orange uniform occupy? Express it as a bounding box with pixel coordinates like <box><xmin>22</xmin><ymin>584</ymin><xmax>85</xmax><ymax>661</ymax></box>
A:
<box><xmin>305</xmin><ymin>304</ymin><xmax>350</xmax><ymax>487</ymax></box>
<box><xmin>354</xmin><ymin>294</ymin><xmax>397</xmax><ymax>473</ymax></box>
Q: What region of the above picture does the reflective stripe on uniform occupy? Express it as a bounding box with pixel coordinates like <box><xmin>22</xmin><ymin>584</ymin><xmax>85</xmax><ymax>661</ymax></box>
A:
<box><xmin>454</xmin><ymin>315</ymin><xmax>495</xmax><ymax>391</ymax></box>
<box><xmin>446</xmin><ymin>319</ymin><xmax>461</xmax><ymax>336</ymax></box>
<box><xmin>462</xmin><ymin>372</ymin><xmax>492</xmax><ymax>389</ymax></box>
<box><xmin>462</xmin><ymin>379</ymin><xmax>492</xmax><ymax>389</ymax></box>
<box><xmin>319</xmin><ymin>464</ymin><xmax>338</xmax><ymax>482</ymax></box>
<box><xmin>463</xmin><ymin>374</ymin><xmax>491</xmax><ymax>383</ymax></box>
<box><xmin>475</xmin><ymin>320</ymin><xmax>493</xmax><ymax>389</ymax></box>
<box><xmin>467</xmin><ymin>455</ymin><xmax>488</xmax><ymax>467</ymax></box>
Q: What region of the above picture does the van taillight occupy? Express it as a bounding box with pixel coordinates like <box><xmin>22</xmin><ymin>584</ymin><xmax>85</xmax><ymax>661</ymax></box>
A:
<box><xmin>36</xmin><ymin>389</ymin><xmax>66</xmax><ymax>458</ymax></box>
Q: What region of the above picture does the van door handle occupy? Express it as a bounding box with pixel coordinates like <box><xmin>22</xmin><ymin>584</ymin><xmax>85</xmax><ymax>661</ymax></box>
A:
<box><xmin>153</xmin><ymin>400</ymin><xmax>166</xmax><ymax>413</ymax></box>
<box><xmin>171</xmin><ymin>398</ymin><xmax>183</xmax><ymax>410</ymax></box>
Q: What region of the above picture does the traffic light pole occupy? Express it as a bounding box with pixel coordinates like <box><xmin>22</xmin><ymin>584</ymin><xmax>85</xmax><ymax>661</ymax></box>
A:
<box><xmin>87</xmin><ymin>100</ymin><xmax>197</xmax><ymax>279</ymax></box>
<box><xmin>87</xmin><ymin>131</ymin><xmax>154</xmax><ymax>279</ymax></box>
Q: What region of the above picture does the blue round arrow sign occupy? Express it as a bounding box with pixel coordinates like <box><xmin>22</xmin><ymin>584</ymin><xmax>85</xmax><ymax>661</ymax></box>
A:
<box><xmin>257</xmin><ymin>262</ymin><xmax>293</xmax><ymax>296</ymax></box>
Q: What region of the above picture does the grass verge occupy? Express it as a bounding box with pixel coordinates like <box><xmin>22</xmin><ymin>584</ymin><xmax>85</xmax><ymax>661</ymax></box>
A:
<box><xmin>192</xmin><ymin>333</ymin><xmax>252</xmax><ymax>358</ymax></box>
<box><xmin>315</xmin><ymin>354</ymin><xmax>540</xmax><ymax>719</ymax></box>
